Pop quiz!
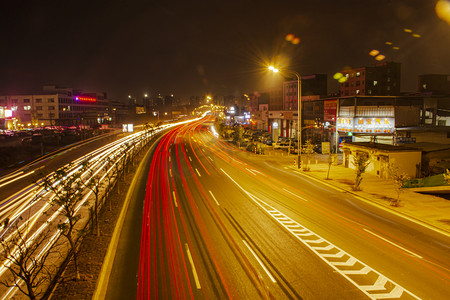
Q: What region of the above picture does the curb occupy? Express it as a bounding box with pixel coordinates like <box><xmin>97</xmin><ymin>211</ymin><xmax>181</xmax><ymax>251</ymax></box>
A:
<box><xmin>291</xmin><ymin>166</ymin><xmax>450</xmax><ymax>237</ymax></box>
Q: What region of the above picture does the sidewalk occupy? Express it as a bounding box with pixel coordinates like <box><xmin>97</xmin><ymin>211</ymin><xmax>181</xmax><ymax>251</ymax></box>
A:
<box><xmin>263</xmin><ymin>149</ymin><xmax>450</xmax><ymax>235</ymax></box>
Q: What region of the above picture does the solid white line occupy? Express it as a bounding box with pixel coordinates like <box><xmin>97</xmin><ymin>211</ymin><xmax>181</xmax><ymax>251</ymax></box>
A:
<box><xmin>363</xmin><ymin>229</ymin><xmax>423</xmax><ymax>259</ymax></box>
<box><xmin>208</xmin><ymin>190</ymin><xmax>220</xmax><ymax>206</ymax></box>
<box><xmin>195</xmin><ymin>168</ymin><xmax>201</xmax><ymax>177</ymax></box>
<box><xmin>282</xmin><ymin>188</ymin><xmax>308</xmax><ymax>201</ymax></box>
<box><xmin>242</xmin><ymin>240</ymin><xmax>276</xmax><ymax>283</ymax></box>
<box><xmin>185</xmin><ymin>243</ymin><xmax>201</xmax><ymax>289</ymax></box>
<box><xmin>172</xmin><ymin>191</ymin><xmax>178</xmax><ymax>208</ymax></box>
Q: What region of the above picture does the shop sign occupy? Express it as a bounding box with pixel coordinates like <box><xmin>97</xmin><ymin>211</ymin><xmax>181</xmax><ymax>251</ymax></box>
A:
<box><xmin>337</xmin><ymin>117</ymin><xmax>395</xmax><ymax>134</ymax></box>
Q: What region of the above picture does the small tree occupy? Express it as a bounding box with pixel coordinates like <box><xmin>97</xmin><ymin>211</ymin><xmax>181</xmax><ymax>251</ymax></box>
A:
<box><xmin>352</xmin><ymin>152</ymin><xmax>370</xmax><ymax>191</ymax></box>
<box><xmin>81</xmin><ymin>160</ymin><xmax>105</xmax><ymax>236</ymax></box>
<box><xmin>326</xmin><ymin>151</ymin><xmax>333</xmax><ymax>180</ymax></box>
<box><xmin>388</xmin><ymin>163</ymin><xmax>410</xmax><ymax>207</ymax></box>
<box><xmin>0</xmin><ymin>219</ymin><xmax>57</xmax><ymax>300</ymax></box>
<box><xmin>302</xmin><ymin>139</ymin><xmax>315</xmax><ymax>171</ymax></box>
<box><xmin>232</xmin><ymin>125</ymin><xmax>244</xmax><ymax>147</ymax></box>
<box><xmin>40</xmin><ymin>164</ymin><xmax>86</xmax><ymax>280</ymax></box>
<box><xmin>444</xmin><ymin>169</ymin><xmax>450</xmax><ymax>185</ymax></box>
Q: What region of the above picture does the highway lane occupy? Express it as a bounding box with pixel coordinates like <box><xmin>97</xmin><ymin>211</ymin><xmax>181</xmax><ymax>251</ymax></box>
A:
<box><xmin>191</xmin><ymin>123</ymin><xmax>450</xmax><ymax>299</ymax></box>
<box><xmin>136</xmin><ymin>118</ymin><xmax>450</xmax><ymax>299</ymax></box>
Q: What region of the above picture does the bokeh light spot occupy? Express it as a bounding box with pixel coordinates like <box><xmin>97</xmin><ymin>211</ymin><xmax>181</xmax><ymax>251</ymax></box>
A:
<box><xmin>404</xmin><ymin>28</ymin><xmax>413</xmax><ymax>33</ymax></box>
<box><xmin>292</xmin><ymin>37</ymin><xmax>300</xmax><ymax>44</ymax></box>
<box><xmin>338</xmin><ymin>77</ymin><xmax>348</xmax><ymax>83</ymax></box>
<box><xmin>436</xmin><ymin>0</ymin><xmax>450</xmax><ymax>25</ymax></box>
<box><xmin>392</xmin><ymin>46</ymin><xmax>400</xmax><ymax>50</ymax></box>
<box><xmin>333</xmin><ymin>73</ymin><xmax>343</xmax><ymax>80</ymax></box>
<box><xmin>369</xmin><ymin>49</ymin><xmax>380</xmax><ymax>56</ymax></box>
<box><xmin>385</xmin><ymin>41</ymin><xmax>393</xmax><ymax>45</ymax></box>
<box><xmin>375</xmin><ymin>54</ymin><xmax>386</xmax><ymax>61</ymax></box>
<box><xmin>285</xmin><ymin>34</ymin><xmax>294</xmax><ymax>41</ymax></box>
<box><xmin>412</xmin><ymin>33</ymin><xmax>421</xmax><ymax>38</ymax></box>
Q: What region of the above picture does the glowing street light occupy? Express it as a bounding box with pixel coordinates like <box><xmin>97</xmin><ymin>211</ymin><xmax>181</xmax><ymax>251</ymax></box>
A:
<box><xmin>269</xmin><ymin>65</ymin><xmax>302</xmax><ymax>169</ymax></box>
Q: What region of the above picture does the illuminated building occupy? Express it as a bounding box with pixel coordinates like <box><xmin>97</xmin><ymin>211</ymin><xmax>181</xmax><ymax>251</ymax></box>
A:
<box><xmin>0</xmin><ymin>85</ymin><xmax>119</xmax><ymax>129</ymax></box>
<box><xmin>339</xmin><ymin>62</ymin><xmax>401</xmax><ymax>97</ymax></box>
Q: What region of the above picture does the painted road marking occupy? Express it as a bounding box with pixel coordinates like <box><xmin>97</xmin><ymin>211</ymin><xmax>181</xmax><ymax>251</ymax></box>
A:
<box><xmin>172</xmin><ymin>191</ymin><xmax>178</xmax><ymax>208</ymax></box>
<box><xmin>189</xmin><ymin>156</ymin><xmax>192</xmax><ymax>161</ymax></box>
<box><xmin>282</xmin><ymin>188</ymin><xmax>308</xmax><ymax>201</ymax></box>
<box><xmin>221</xmin><ymin>168</ymin><xmax>421</xmax><ymax>300</ymax></box>
<box><xmin>185</xmin><ymin>243</ymin><xmax>201</xmax><ymax>289</ymax></box>
<box><xmin>242</xmin><ymin>240</ymin><xmax>276</xmax><ymax>283</ymax></box>
<box><xmin>195</xmin><ymin>168</ymin><xmax>201</xmax><ymax>177</ymax></box>
<box><xmin>246</xmin><ymin>168</ymin><xmax>256</xmax><ymax>176</ymax></box>
<box><xmin>208</xmin><ymin>190</ymin><xmax>220</xmax><ymax>206</ymax></box>
<box><xmin>363</xmin><ymin>229</ymin><xmax>423</xmax><ymax>259</ymax></box>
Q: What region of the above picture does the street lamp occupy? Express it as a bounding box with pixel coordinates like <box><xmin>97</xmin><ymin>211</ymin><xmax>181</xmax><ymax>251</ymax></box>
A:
<box><xmin>269</xmin><ymin>66</ymin><xmax>302</xmax><ymax>169</ymax></box>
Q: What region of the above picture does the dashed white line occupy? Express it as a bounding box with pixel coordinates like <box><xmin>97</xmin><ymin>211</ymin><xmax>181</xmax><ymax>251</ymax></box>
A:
<box><xmin>363</xmin><ymin>228</ymin><xmax>423</xmax><ymax>259</ymax></box>
<box><xmin>208</xmin><ymin>190</ymin><xmax>220</xmax><ymax>206</ymax></box>
<box><xmin>195</xmin><ymin>168</ymin><xmax>201</xmax><ymax>177</ymax></box>
<box><xmin>246</xmin><ymin>168</ymin><xmax>256</xmax><ymax>176</ymax></box>
<box><xmin>189</xmin><ymin>156</ymin><xmax>192</xmax><ymax>162</ymax></box>
<box><xmin>185</xmin><ymin>243</ymin><xmax>201</xmax><ymax>289</ymax></box>
<box><xmin>172</xmin><ymin>191</ymin><xmax>178</xmax><ymax>207</ymax></box>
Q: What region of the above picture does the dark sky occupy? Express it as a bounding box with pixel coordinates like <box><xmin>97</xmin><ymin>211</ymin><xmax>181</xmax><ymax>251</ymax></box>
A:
<box><xmin>1</xmin><ymin>0</ymin><xmax>449</xmax><ymax>101</ymax></box>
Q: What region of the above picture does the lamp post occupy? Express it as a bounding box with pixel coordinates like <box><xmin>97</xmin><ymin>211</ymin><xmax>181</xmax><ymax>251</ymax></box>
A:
<box><xmin>269</xmin><ymin>66</ymin><xmax>302</xmax><ymax>169</ymax></box>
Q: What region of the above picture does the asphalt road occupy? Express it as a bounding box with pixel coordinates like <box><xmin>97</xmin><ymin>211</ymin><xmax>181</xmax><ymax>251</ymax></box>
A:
<box><xmin>107</xmin><ymin>118</ymin><xmax>450</xmax><ymax>299</ymax></box>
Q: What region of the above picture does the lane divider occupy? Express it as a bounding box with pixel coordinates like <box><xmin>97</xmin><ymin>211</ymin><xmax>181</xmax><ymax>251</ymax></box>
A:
<box><xmin>221</xmin><ymin>168</ymin><xmax>421</xmax><ymax>300</ymax></box>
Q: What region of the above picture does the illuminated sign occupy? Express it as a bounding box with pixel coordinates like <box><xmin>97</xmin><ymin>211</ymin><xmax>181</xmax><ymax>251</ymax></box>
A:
<box><xmin>272</xmin><ymin>122</ymin><xmax>279</xmax><ymax>129</ymax></box>
<box><xmin>122</xmin><ymin>124</ymin><xmax>134</xmax><ymax>132</ymax></box>
<box><xmin>75</xmin><ymin>96</ymin><xmax>97</xmax><ymax>102</ymax></box>
<box><xmin>5</xmin><ymin>109</ymin><xmax>12</xmax><ymax>118</ymax></box>
<box><xmin>337</xmin><ymin>117</ymin><xmax>395</xmax><ymax>134</ymax></box>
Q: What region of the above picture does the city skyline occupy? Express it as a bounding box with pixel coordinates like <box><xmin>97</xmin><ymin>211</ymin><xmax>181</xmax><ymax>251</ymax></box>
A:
<box><xmin>1</xmin><ymin>0</ymin><xmax>449</xmax><ymax>101</ymax></box>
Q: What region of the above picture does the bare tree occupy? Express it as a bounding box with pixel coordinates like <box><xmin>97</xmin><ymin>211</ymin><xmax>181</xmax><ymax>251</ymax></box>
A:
<box><xmin>0</xmin><ymin>219</ymin><xmax>58</xmax><ymax>300</ymax></box>
<box><xmin>352</xmin><ymin>152</ymin><xmax>371</xmax><ymax>191</ymax></box>
<box><xmin>81</xmin><ymin>160</ymin><xmax>105</xmax><ymax>237</ymax></box>
<box><xmin>302</xmin><ymin>139</ymin><xmax>315</xmax><ymax>171</ymax></box>
<box><xmin>40</xmin><ymin>164</ymin><xmax>86</xmax><ymax>280</ymax></box>
<box><xmin>388</xmin><ymin>163</ymin><xmax>410</xmax><ymax>207</ymax></box>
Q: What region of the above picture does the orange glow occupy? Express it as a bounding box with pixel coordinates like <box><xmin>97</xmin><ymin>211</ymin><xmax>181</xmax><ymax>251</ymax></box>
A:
<box><xmin>436</xmin><ymin>0</ymin><xmax>450</xmax><ymax>24</ymax></box>
<box><xmin>375</xmin><ymin>54</ymin><xmax>386</xmax><ymax>61</ymax></box>
<box><xmin>369</xmin><ymin>49</ymin><xmax>380</xmax><ymax>56</ymax></box>
<box><xmin>292</xmin><ymin>37</ymin><xmax>300</xmax><ymax>44</ymax></box>
<box><xmin>285</xmin><ymin>34</ymin><xmax>294</xmax><ymax>41</ymax></box>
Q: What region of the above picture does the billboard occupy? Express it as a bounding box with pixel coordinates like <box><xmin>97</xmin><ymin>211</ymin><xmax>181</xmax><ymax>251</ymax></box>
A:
<box><xmin>337</xmin><ymin>117</ymin><xmax>395</xmax><ymax>134</ymax></box>
<box><xmin>324</xmin><ymin>100</ymin><xmax>337</xmax><ymax>122</ymax></box>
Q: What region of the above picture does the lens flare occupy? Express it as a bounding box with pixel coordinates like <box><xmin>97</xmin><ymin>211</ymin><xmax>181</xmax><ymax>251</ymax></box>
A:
<box><xmin>369</xmin><ymin>49</ymin><xmax>380</xmax><ymax>56</ymax></box>
<box><xmin>333</xmin><ymin>73</ymin><xmax>343</xmax><ymax>80</ymax></box>
<box><xmin>436</xmin><ymin>0</ymin><xmax>450</xmax><ymax>25</ymax></box>
<box><xmin>385</xmin><ymin>41</ymin><xmax>393</xmax><ymax>45</ymax></box>
<box><xmin>285</xmin><ymin>34</ymin><xmax>294</xmax><ymax>41</ymax></box>
<box><xmin>412</xmin><ymin>33</ymin><xmax>421</xmax><ymax>38</ymax></box>
<box><xmin>404</xmin><ymin>28</ymin><xmax>413</xmax><ymax>33</ymax></box>
<box><xmin>392</xmin><ymin>46</ymin><xmax>400</xmax><ymax>50</ymax></box>
<box><xmin>292</xmin><ymin>37</ymin><xmax>300</xmax><ymax>44</ymax></box>
<box><xmin>338</xmin><ymin>77</ymin><xmax>348</xmax><ymax>83</ymax></box>
<box><xmin>375</xmin><ymin>54</ymin><xmax>386</xmax><ymax>61</ymax></box>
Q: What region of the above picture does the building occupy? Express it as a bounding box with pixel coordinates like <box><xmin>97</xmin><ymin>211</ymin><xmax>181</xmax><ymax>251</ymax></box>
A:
<box><xmin>418</xmin><ymin>74</ymin><xmax>450</xmax><ymax>95</ymax></box>
<box><xmin>340</xmin><ymin>61</ymin><xmax>401</xmax><ymax>97</ymax></box>
<box><xmin>0</xmin><ymin>85</ymin><xmax>118</xmax><ymax>130</ymax></box>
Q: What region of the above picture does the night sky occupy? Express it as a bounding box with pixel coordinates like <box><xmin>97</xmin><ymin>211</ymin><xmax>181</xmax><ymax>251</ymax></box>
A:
<box><xmin>1</xmin><ymin>0</ymin><xmax>449</xmax><ymax>101</ymax></box>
